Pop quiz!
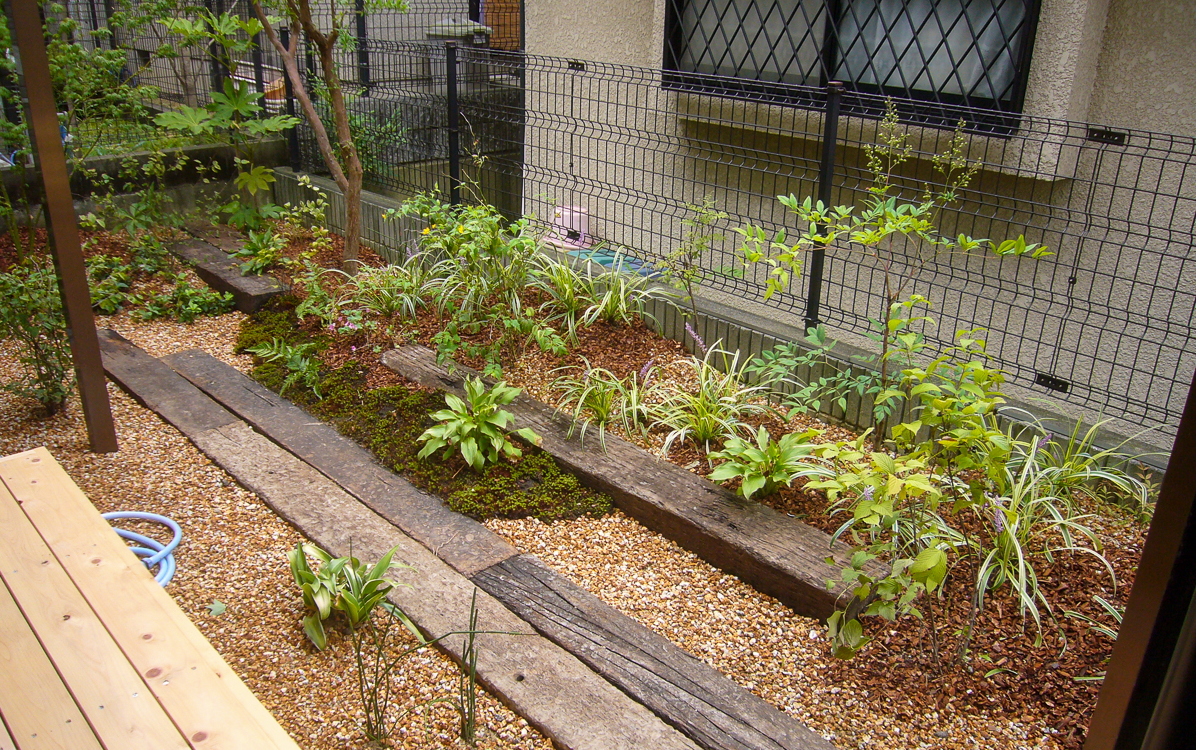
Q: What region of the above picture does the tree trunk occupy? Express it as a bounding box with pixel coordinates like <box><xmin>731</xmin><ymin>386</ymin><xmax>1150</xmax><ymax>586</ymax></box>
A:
<box><xmin>343</xmin><ymin>167</ymin><xmax>362</xmax><ymax>271</ymax></box>
<box><xmin>252</xmin><ymin>2</ymin><xmax>363</xmax><ymax>273</ymax></box>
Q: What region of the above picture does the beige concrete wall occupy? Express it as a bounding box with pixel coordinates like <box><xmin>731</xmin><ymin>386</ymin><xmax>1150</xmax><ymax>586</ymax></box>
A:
<box><xmin>1086</xmin><ymin>0</ymin><xmax>1196</xmax><ymax>136</ymax></box>
<box><xmin>525</xmin><ymin>0</ymin><xmax>662</xmax><ymax>67</ymax></box>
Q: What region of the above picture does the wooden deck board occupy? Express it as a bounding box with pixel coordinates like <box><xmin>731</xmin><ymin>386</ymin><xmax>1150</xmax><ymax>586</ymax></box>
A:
<box><xmin>0</xmin><ymin>574</ymin><xmax>103</xmax><ymax>750</ymax></box>
<box><xmin>0</xmin><ymin>448</ymin><xmax>300</xmax><ymax>750</ymax></box>
<box><xmin>0</xmin><ymin>470</ymin><xmax>190</xmax><ymax>750</ymax></box>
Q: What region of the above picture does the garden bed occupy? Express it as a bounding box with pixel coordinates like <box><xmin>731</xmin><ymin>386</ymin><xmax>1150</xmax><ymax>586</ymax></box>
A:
<box><xmin>0</xmin><ymin>192</ymin><xmax>1151</xmax><ymax>748</ymax></box>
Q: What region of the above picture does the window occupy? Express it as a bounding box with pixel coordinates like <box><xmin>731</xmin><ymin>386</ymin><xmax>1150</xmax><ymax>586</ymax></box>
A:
<box><xmin>665</xmin><ymin>0</ymin><xmax>1041</xmax><ymax>115</ymax></box>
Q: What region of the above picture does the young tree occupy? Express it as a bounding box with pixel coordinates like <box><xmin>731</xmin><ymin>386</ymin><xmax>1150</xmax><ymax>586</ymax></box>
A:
<box><xmin>251</xmin><ymin>0</ymin><xmax>406</xmax><ymax>272</ymax></box>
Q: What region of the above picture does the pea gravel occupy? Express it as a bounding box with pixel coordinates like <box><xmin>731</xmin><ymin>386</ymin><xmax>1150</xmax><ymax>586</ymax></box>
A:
<box><xmin>0</xmin><ymin>310</ymin><xmax>553</xmax><ymax>750</ymax></box>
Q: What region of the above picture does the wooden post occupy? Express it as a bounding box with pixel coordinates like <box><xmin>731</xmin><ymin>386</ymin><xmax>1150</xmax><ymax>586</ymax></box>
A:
<box><xmin>7</xmin><ymin>0</ymin><xmax>118</xmax><ymax>452</ymax></box>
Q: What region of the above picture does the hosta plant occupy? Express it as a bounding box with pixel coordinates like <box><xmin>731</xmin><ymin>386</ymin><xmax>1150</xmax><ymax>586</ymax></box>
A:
<box><xmin>417</xmin><ymin>378</ymin><xmax>542</xmax><ymax>471</ymax></box>
<box><xmin>708</xmin><ymin>426</ymin><xmax>831</xmax><ymax>500</ymax></box>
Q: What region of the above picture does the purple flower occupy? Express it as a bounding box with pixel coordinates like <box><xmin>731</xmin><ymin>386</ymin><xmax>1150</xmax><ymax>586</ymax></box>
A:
<box><xmin>860</xmin><ymin>485</ymin><xmax>874</xmax><ymax>503</ymax></box>
<box><xmin>990</xmin><ymin>499</ymin><xmax>1005</xmax><ymax>533</ymax></box>
<box><xmin>1036</xmin><ymin>433</ymin><xmax>1053</xmax><ymax>451</ymax></box>
<box><xmin>685</xmin><ymin>322</ymin><xmax>707</xmax><ymax>353</ymax></box>
<box><xmin>638</xmin><ymin>357</ymin><xmax>655</xmax><ymax>386</ymax></box>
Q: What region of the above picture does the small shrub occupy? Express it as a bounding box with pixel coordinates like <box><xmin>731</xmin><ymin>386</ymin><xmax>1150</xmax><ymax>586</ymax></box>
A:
<box><xmin>708</xmin><ymin>426</ymin><xmax>831</xmax><ymax>500</ymax></box>
<box><xmin>86</xmin><ymin>254</ymin><xmax>133</xmax><ymax>314</ymax></box>
<box><xmin>232</xmin><ymin>228</ymin><xmax>285</xmax><ymax>275</ymax></box>
<box><xmin>0</xmin><ymin>261</ymin><xmax>72</xmax><ymax>414</ymax></box>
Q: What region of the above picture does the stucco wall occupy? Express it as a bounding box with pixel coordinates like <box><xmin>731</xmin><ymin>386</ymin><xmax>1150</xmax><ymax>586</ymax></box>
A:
<box><xmin>1087</xmin><ymin>0</ymin><xmax>1196</xmax><ymax>136</ymax></box>
<box><xmin>525</xmin><ymin>0</ymin><xmax>662</xmax><ymax>67</ymax></box>
<box><xmin>517</xmin><ymin>1</ymin><xmax>1195</xmax><ymax>444</ymax></box>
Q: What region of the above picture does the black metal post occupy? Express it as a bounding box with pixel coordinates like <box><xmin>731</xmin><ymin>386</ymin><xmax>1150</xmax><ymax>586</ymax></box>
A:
<box><xmin>354</xmin><ymin>0</ymin><xmax>369</xmax><ymax>91</ymax></box>
<box><xmin>101</xmin><ymin>0</ymin><xmax>115</xmax><ymax>50</ymax></box>
<box><xmin>251</xmin><ymin>31</ymin><xmax>265</xmax><ymax>97</ymax></box>
<box><xmin>203</xmin><ymin>0</ymin><xmax>223</xmax><ymax>94</ymax></box>
<box><xmin>446</xmin><ymin>41</ymin><xmax>461</xmax><ymax>206</ymax></box>
<box><xmin>280</xmin><ymin>26</ymin><xmax>300</xmax><ymax>172</ymax></box>
<box><xmin>804</xmin><ymin>81</ymin><xmax>843</xmax><ymax>333</ymax></box>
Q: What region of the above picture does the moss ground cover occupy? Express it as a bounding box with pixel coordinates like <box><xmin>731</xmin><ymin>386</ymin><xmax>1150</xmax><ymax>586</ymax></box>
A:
<box><xmin>241</xmin><ymin>298</ymin><xmax>611</xmax><ymax>522</ymax></box>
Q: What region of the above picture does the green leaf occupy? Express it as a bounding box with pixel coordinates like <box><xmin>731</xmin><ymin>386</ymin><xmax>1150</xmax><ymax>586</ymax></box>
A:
<box><xmin>154</xmin><ymin>105</ymin><xmax>213</xmax><ymax>134</ymax></box>
<box><xmin>235</xmin><ymin>166</ymin><xmax>276</xmax><ymax>196</ymax></box>
<box><xmin>302</xmin><ymin>614</ymin><xmax>328</xmax><ymax>650</ymax></box>
<box><xmin>910</xmin><ymin>547</ymin><xmax>948</xmax><ymax>593</ymax></box>
<box><xmin>206</xmin><ymin>600</ymin><xmax>226</xmax><ymax>616</ymax></box>
<box><xmin>460</xmin><ymin>436</ymin><xmax>483</xmax><ymax>471</ymax></box>
<box><xmin>514</xmin><ymin>427</ymin><xmax>542</xmax><ymax>446</ymax></box>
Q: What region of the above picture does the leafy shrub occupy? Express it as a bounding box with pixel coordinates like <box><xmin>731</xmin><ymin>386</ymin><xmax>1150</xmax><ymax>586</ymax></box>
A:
<box><xmin>232</xmin><ymin>228</ymin><xmax>285</xmax><ymax>275</ymax></box>
<box><xmin>708</xmin><ymin>426</ymin><xmax>831</xmax><ymax>500</ymax></box>
<box><xmin>417</xmin><ymin>378</ymin><xmax>541</xmax><ymax>472</ymax></box>
<box><xmin>86</xmin><ymin>254</ymin><xmax>132</xmax><ymax>314</ymax></box>
<box><xmin>0</xmin><ymin>261</ymin><xmax>72</xmax><ymax>414</ymax></box>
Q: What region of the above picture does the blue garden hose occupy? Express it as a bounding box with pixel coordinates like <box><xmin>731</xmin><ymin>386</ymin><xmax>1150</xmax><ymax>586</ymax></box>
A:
<box><xmin>101</xmin><ymin>512</ymin><xmax>182</xmax><ymax>587</ymax></box>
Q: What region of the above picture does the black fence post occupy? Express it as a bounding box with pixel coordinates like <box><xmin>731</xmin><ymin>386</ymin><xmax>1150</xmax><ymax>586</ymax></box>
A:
<box><xmin>251</xmin><ymin>32</ymin><xmax>265</xmax><ymax>97</ymax></box>
<box><xmin>804</xmin><ymin>81</ymin><xmax>843</xmax><ymax>333</ymax></box>
<box><xmin>280</xmin><ymin>26</ymin><xmax>300</xmax><ymax>172</ymax></box>
<box><xmin>101</xmin><ymin>0</ymin><xmax>115</xmax><ymax>50</ymax></box>
<box><xmin>446</xmin><ymin>41</ymin><xmax>461</xmax><ymax>206</ymax></box>
<box><xmin>354</xmin><ymin>0</ymin><xmax>369</xmax><ymax>91</ymax></box>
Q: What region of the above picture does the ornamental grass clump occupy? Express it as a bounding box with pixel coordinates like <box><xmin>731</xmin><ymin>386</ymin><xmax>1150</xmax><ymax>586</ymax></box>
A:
<box><xmin>651</xmin><ymin>344</ymin><xmax>770</xmax><ymax>456</ymax></box>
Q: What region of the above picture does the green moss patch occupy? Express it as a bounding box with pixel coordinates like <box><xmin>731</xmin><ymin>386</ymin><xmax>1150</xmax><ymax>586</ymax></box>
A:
<box><xmin>240</xmin><ymin>314</ymin><xmax>610</xmax><ymax>523</ymax></box>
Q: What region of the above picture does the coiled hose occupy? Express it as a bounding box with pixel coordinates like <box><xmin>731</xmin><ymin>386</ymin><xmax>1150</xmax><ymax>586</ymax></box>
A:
<box><xmin>101</xmin><ymin>511</ymin><xmax>182</xmax><ymax>587</ymax></box>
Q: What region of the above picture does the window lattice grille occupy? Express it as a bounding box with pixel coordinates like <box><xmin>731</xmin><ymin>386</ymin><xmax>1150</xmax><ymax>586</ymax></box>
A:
<box><xmin>666</xmin><ymin>0</ymin><xmax>1040</xmax><ymax>111</ymax></box>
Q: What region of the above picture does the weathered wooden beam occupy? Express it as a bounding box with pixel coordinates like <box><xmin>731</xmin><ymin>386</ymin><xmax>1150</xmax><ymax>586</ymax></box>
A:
<box><xmin>163</xmin><ymin>348</ymin><xmax>518</xmax><ymax>577</ymax></box>
<box><xmin>8</xmin><ymin>0</ymin><xmax>117</xmax><ymax>451</ymax></box>
<box><xmin>382</xmin><ymin>345</ymin><xmax>859</xmax><ymax>618</ymax></box>
<box><xmin>473</xmin><ymin>554</ymin><xmax>836</xmax><ymax>750</ymax></box>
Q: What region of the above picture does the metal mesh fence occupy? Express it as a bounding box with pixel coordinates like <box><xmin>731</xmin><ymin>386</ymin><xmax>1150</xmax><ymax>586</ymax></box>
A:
<box><xmin>296</xmin><ymin>44</ymin><xmax>1194</xmax><ymax>443</ymax></box>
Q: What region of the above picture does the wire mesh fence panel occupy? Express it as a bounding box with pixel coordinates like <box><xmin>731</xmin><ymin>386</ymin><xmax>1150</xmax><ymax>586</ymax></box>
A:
<box><xmin>292</xmin><ymin>42</ymin><xmax>1193</xmax><ymax>444</ymax></box>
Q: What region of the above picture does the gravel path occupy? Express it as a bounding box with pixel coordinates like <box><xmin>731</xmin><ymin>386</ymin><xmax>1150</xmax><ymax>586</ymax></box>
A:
<box><xmin>0</xmin><ymin>311</ymin><xmax>553</xmax><ymax>750</ymax></box>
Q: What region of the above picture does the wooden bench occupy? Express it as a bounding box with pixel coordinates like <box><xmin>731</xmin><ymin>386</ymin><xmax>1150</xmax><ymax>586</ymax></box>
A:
<box><xmin>0</xmin><ymin>447</ymin><xmax>301</xmax><ymax>750</ymax></box>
